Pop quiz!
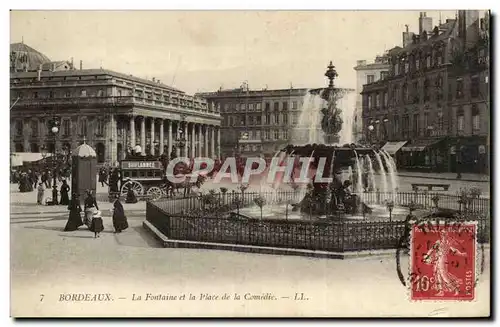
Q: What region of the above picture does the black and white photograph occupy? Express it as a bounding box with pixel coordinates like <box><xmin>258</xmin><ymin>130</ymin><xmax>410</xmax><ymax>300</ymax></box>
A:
<box><xmin>8</xmin><ymin>8</ymin><xmax>491</xmax><ymax>318</ymax></box>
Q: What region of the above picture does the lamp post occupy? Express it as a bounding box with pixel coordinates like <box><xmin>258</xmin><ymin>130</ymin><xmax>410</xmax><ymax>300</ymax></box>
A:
<box><xmin>367</xmin><ymin>124</ymin><xmax>374</xmax><ymax>145</ymax></box>
<box><xmin>49</xmin><ymin>116</ymin><xmax>61</xmax><ymax>187</ymax></box>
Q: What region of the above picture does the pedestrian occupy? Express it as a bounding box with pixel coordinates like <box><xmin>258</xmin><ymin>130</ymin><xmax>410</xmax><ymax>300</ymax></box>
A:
<box><xmin>125</xmin><ymin>183</ymin><xmax>138</xmax><ymax>203</ymax></box>
<box><xmin>99</xmin><ymin>168</ymin><xmax>108</xmax><ymax>187</ymax></box>
<box><xmin>84</xmin><ymin>190</ymin><xmax>99</xmax><ymax>226</ymax></box>
<box><xmin>59</xmin><ymin>179</ymin><xmax>70</xmax><ymax>205</ymax></box>
<box><xmin>37</xmin><ymin>183</ymin><xmax>45</xmax><ymax>205</ymax></box>
<box><xmin>50</xmin><ymin>185</ymin><xmax>59</xmax><ymax>205</ymax></box>
<box><xmin>112</xmin><ymin>194</ymin><xmax>129</xmax><ymax>233</ymax></box>
<box><xmin>89</xmin><ymin>209</ymin><xmax>104</xmax><ymax>238</ymax></box>
<box><xmin>64</xmin><ymin>193</ymin><xmax>83</xmax><ymax>231</ymax></box>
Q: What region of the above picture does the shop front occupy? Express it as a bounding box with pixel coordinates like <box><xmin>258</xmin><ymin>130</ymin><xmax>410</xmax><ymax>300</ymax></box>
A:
<box><xmin>399</xmin><ymin>138</ymin><xmax>447</xmax><ymax>172</ymax></box>
<box><xmin>448</xmin><ymin>136</ymin><xmax>488</xmax><ymax>174</ymax></box>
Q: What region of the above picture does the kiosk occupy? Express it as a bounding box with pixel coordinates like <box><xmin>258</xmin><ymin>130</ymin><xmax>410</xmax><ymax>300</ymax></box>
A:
<box><xmin>71</xmin><ymin>142</ymin><xmax>97</xmax><ymax>204</ymax></box>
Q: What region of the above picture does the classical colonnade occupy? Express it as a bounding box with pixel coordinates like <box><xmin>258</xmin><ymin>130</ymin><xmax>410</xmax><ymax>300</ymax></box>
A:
<box><xmin>126</xmin><ymin>115</ymin><xmax>221</xmax><ymax>159</ymax></box>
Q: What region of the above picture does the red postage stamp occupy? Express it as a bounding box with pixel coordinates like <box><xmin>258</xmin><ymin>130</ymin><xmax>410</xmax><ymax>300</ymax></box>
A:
<box><xmin>410</xmin><ymin>222</ymin><xmax>476</xmax><ymax>301</ymax></box>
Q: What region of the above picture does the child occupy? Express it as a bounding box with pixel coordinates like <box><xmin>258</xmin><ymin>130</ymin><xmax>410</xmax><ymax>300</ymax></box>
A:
<box><xmin>89</xmin><ymin>209</ymin><xmax>104</xmax><ymax>238</ymax></box>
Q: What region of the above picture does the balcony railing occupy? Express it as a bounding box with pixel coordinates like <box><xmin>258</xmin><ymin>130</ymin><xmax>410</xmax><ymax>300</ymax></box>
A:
<box><xmin>11</xmin><ymin>96</ymin><xmax>220</xmax><ymax>117</ymax></box>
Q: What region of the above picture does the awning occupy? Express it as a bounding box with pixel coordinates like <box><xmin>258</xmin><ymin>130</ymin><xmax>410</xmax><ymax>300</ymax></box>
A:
<box><xmin>381</xmin><ymin>141</ymin><xmax>407</xmax><ymax>154</ymax></box>
<box><xmin>401</xmin><ymin>139</ymin><xmax>443</xmax><ymax>152</ymax></box>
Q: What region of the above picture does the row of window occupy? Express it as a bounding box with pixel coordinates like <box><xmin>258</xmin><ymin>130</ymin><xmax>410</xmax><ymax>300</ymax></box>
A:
<box><xmin>368</xmin><ymin>107</ymin><xmax>481</xmax><ymax>139</ymax></box>
<box><xmin>365</xmin><ymin>75</ymin><xmax>482</xmax><ymax>110</ymax></box>
<box><xmin>222</xmin><ymin>100</ymin><xmax>299</xmax><ymax>112</ymax></box>
<box><xmin>14</xmin><ymin>119</ymin><xmax>104</xmax><ymax>137</ymax></box>
<box><xmin>235</xmin><ymin>129</ymin><xmax>289</xmax><ymax>140</ymax></box>
<box><xmin>223</xmin><ymin>113</ymin><xmax>297</xmax><ymax>127</ymax></box>
<box><xmin>392</xmin><ymin>48</ymin><xmax>444</xmax><ymax>76</ymax></box>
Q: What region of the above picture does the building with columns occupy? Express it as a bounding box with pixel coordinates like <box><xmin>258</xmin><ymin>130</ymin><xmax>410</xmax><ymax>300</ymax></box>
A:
<box><xmin>10</xmin><ymin>43</ymin><xmax>222</xmax><ymax>165</ymax></box>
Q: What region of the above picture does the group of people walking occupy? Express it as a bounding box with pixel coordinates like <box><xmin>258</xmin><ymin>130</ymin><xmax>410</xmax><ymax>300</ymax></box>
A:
<box><xmin>64</xmin><ymin>190</ymin><xmax>129</xmax><ymax>238</ymax></box>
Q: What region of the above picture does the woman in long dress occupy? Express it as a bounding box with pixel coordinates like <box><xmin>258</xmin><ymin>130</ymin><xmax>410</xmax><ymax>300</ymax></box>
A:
<box><xmin>84</xmin><ymin>190</ymin><xmax>99</xmax><ymax>226</ymax></box>
<box><xmin>64</xmin><ymin>193</ymin><xmax>83</xmax><ymax>231</ymax></box>
<box><xmin>112</xmin><ymin>195</ymin><xmax>129</xmax><ymax>233</ymax></box>
<box><xmin>59</xmin><ymin>179</ymin><xmax>70</xmax><ymax>205</ymax></box>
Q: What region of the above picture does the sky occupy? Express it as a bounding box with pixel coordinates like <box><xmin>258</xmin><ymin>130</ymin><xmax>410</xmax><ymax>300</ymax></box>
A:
<box><xmin>10</xmin><ymin>10</ymin><xmax>458</xmax><ymax>95</ymax></box>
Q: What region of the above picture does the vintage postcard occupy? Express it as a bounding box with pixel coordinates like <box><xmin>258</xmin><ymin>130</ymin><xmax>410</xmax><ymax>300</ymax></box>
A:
<box><xmin>9</xmin><ymin>9</ymin><xmax>491</xmax><ymax>317</ymax></box>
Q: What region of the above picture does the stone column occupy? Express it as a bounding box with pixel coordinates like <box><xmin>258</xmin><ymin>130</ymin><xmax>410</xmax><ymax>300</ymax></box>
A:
<box><xmin>129</xmin><ymin>115</ymin><xmax>136</xmax><ymax>148</ymax></box>
<box><xmin>211</xmin><ymin>125</ymin><xmax>215</xmax><ymax>159</ymax></box>
<box><xmin>191</xmin><ymin>123</ymin><xmax>196</xmax><ymax>158</ymax></box>
<box><xmin>140</xmin><ymin>116</ymin><xmax>146</xmax><ymax>156</ymax></box>
<box><xmin>159</xmin><ymin>119</ymin><xmax>164</xmax><ymax>155</ymax></box>
<box><xmin>105</xmin><ymin>114</ymin><xmax>118</xmax><ymax>164</ymax></box>
<box><xmin>217</xmin><ymin>126</ymin><xmax>221</xmax><ymax>159</ymax></box>
<box><xmin>176</xmin><ymin>121</ymin><xmax>181</xmax><ymax>158</ymax></box>
<box><xmin>168</xmin><ymin>120</ymin><xmax>173</xmax><ymax>158</ymax></box>
<box><xmin>197</xmin><ymin>124</ymin><xmax>202</xmax><ymax>157</ymax></box>
<box><xmin>22</xmin><ymin>118</ymin><xmax>30</xmax><ymax>151</ymax></box>
<box><xmin>150</xmin><ymin>118</ymin><xmax>155</xmax><ymax>156</ymax></box>
<box><xmin>204</xmin><ymin>125</ymin><xmax>209</xmax><ymax>157</ymax></box>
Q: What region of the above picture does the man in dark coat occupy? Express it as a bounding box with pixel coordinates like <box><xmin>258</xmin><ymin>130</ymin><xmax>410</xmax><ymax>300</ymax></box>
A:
<box><xmin>112</xmin><ymin>195</ymin><xmax>129</xmax><ymax>233</ymax></box>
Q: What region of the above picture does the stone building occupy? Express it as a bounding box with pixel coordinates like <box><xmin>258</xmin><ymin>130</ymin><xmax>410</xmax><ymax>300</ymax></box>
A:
<box><xmin>196</xmin><ymin>85</ymin><xmax>310</xmax><ymax>158</ymax></box>
<box><xmin>353</xmin><ymin>55</ymin><xmax>390</xmax><ymax>142</ymax></box>
<box><xmin>10</xmin><ymin>43</ymin><xmax>222</xmax><ymax>165</ymax></box>
<box><xmin>361</xmin><ymin>10</ymin><xmax>489</xmax><ymax>174</ymax></box>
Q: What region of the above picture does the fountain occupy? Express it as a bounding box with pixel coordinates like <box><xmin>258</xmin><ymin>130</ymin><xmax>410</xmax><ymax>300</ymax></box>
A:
<box><xmin>197</xmin><ymin>61</ymin><xmax>404</xmax><ymax>222</ymax></box>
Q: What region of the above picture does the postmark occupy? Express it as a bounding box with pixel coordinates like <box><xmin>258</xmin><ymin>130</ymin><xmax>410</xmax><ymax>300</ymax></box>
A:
<box><xmin>409</xmin><ymin>222</ymin><xmax>476</xmax><ymax>301</ymax></box>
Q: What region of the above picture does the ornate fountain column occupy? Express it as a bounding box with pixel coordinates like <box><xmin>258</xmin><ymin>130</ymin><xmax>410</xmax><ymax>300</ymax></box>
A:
<box><xmin>321</xmin><ymin>61</ymin><xmax>342</xmax><ymax>144</ymax></box>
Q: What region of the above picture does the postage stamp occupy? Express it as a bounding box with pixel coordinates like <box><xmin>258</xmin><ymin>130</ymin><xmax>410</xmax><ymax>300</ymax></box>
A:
<box><xmin>410</xmin><ymin>222</ymin><xmax>477</xmax><ymax>301</ymax></box>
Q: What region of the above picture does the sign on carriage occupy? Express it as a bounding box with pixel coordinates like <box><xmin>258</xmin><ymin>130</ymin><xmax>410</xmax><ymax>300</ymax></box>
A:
<box><xmin>121</xmin><ymin>161</ymin><xmax>162</xmax><ymax>169</ymax></box>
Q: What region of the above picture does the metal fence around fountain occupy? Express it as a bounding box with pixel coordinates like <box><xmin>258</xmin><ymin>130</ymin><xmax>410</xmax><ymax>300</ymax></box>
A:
<box><xmin>146</xmin><ymin>190</ymin><xmax>490</xmax><ymax>252</ymax></box>
<box><xmin>153</xmin><ymin>190</ymin><xmax>490</xmax><ymax>214</ymax></box>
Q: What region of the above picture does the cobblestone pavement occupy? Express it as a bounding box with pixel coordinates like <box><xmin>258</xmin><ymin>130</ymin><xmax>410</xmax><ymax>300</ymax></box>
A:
<box><xmin>10</xmin><ymin>182</ymin><xmax>491</xmax><ymax>317</ymax></box>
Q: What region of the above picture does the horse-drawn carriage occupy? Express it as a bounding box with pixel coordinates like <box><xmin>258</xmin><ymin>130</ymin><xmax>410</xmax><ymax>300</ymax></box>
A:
<box><xmin>118</xmin><ymin>156</ymin><xmax>207</xmax><ymax>200</ymax></box>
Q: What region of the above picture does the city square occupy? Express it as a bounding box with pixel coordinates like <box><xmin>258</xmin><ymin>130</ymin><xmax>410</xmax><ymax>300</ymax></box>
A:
<box><xmin>9</xmin><ymin>10</ymin><xmax>491</xmax><ymax>318</ymax></box>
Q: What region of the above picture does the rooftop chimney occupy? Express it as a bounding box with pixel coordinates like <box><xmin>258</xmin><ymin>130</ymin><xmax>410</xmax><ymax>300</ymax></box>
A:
<box><xmin>80</xmin><ymin>60</ymin><xmax>83</xmax><ymax>70</ymax></box>
<box><xmin>419</xmin><ymin>11</ymin><xmax>433</xmax><ymax>36</ymax></box>
<box><xmin>356</xmin><ymin>60</ymin><xmax>367</xmax><ymax>67</ymax></box>
<box><xmin>37</xmin><ymin>64</ymin><xmax>42</xmax><ymax>81</ymax></box>
<box><xmin>157</xmin><ymin>79</ymin><xmax>161</xmax><ymax>84</ymax></box>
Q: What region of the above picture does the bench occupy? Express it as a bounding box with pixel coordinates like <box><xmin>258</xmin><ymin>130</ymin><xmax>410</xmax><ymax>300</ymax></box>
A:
<box><xmin>411</xmin><ymin>183</ymin><xmax>450</xmax><ymax>191</ymax></box>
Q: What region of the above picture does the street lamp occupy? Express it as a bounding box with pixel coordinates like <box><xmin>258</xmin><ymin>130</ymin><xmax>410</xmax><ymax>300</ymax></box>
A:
<box><xmin>48</xmin><ymin>116</ymin><xmax>61</xmax><ymax>187</ymax></box>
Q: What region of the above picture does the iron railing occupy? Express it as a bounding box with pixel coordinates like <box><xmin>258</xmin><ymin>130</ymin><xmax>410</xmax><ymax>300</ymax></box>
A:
<box><xmin>146</xmin><ymin>190</ymin><xmax>490</xmax><ymax>252</ymax></box>
<box><xmin>152</xmin><ymin>190</ymin><xmax>490</xmax><ymax>215</ymax></box>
